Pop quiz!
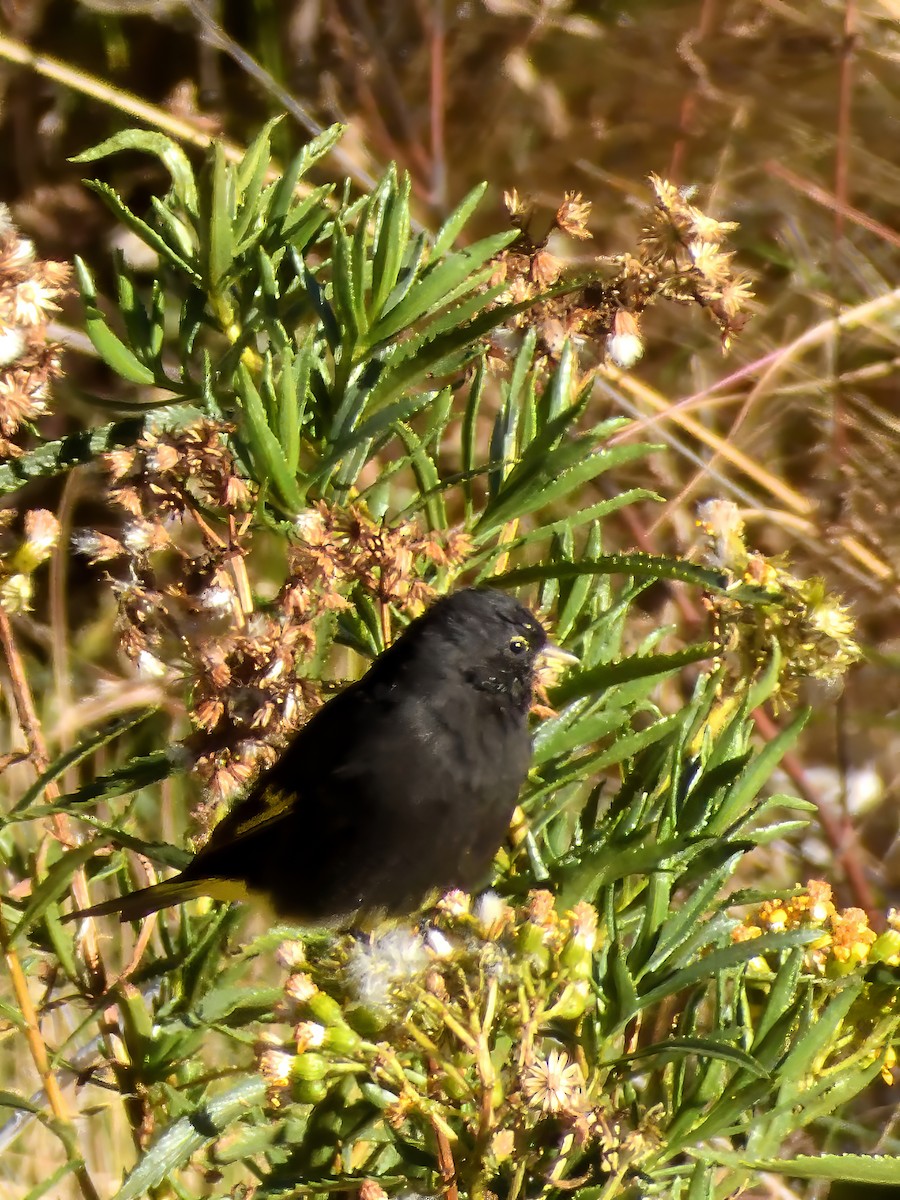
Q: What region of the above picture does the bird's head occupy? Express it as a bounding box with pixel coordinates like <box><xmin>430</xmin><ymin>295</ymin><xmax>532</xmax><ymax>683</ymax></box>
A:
<box><xmin>409</xmin><ymin>588</ymin><xmax>577</xmax><ymax>711</ymax></box>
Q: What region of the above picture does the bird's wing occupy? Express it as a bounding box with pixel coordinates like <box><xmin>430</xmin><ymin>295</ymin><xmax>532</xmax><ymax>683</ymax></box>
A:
<box><xmin>202</xmin><ymin>781</ymin><xmax>298</xmax><ymax>849</ymax></box>
<box><xmin>193</xmin><ymin>680</ymin><xmax>381</xmax><ymax>861</ymax></box>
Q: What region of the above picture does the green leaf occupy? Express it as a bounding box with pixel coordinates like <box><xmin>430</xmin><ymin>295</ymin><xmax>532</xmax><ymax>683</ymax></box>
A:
<box><xmin>361</xmin><ymin>293</ymin><xmax>537</xmax><ymax>416</ymax></box>
<box><xmin>0</xmin><ymin>418</ymin><xmax>144</xmax><ymax>497</ymax></box>
<box><xmin>432</xmin><ymin>182</ymin><xmax>488</xmax><ymax>257</ymax></box>
<box><xmin>393</xmin><ymin>421</ymin><xmax>445</xmax><ymax>531</ymax></box>
<box><xmin>279</xmin><ymin>123</ymin><xmax>344</xmax><ymax>197</ymax></box>
<box><xmin>11</xmin><ymin>842</ymin><xmax>100</xmax><ymax>943</ymax></box>
<box><xmin>552</xmin><ymin>644</ymin><xmax>715</xmax><ymax>706</ymax></box>
<box><xmin>0</xmin><ymin>1089</ymin><xmax>43</xmax><ymax>1114</ymax></box>
<box><xmin>491</xmin><ymin>490</ymin><xmax>661</xmax><ymax>555</ymax></box>
<box><xmin>626</xmin><ymin>928</ymin><xmax>821</xmax><ymax>1021</ymax></box>
<box><xmin>639</xmin><ymin>857</ymin><xmax>741</xmax><ymax>977</ymax></box>
<box><xmin>778</xmin><ymin>981</ymin><xmax>863</xmax><ymax>1085</ymax></box>
<box><xmin>330</xmin><ymin>219</ymin><xmax>365</xmax><ymax>341</ymax></box>
<box><xmin>74</xmin><ymin>258</ymin><xmax>158</xmax><ymax>386</ymax></box>
<box><xmin>708</xmin><ymin>711</ymin><xmax>809</xmax><ymax>836</ymax></box>
<box><xmin>492</xmin><ymin>555</ymin><xmax>728</xmax><ymax>594</ymax></box>
<box><xmin>532</xmin><ymin>705</ymin><xmax>631</xmax><ymax>766</ymax></box>
<box><xmin>84</xmin><ymin>181</ymin><xmax>196</xmax><ymax>277</ymax></box>
<box><xmin>364</xmin><ymin>230</ymin><xmax>518</xmax><ymax>345</ymax></box>
<box><xmin>233</xmin><ymin>117</ymin><xmax>280</xmax><ymax>247</ymax></box>
<box><xmin>61</xmin><ymin>749</ymin><xmax>175</xmax><ymax>806</ymax></box>
<box><xmin>692</xmin><ymin>1150</ymin><xmax>900</xmax><ymax>1186</ymax></box>
<box><xmin>10</xmin><ymin>710</ymin><xmax>158</xmax><ymax>816</ymax></box>
<box><xmin>204</xmin><ymin>142</ymin><xmax>234</xmax><ymax>292</ymax></box>
<box><xmin>23</xmin><ymin>1161</ymin><xmax>83</xmax><ymax>1200</ymax></box>
<box><xmin>371</xmin><ymin>168</ymin><xmax>412</xmax><ymax>320</ymax></box>
<box><xmin>71</xmin><ymin>130</ymin><xmax>198</xmax><ymax>211</ymax></box>
<box><xmin>236</xmin><ymin>364</ymin><xmax>304</xmax><ymax>512</ymax></box>
<box><xmin>611</xmin><ymin>1036</ymin><xmax>769</xmax><ymax>1079</ymax></box>
<box><xmin>112</xmin><ymin>1075</ymin><xmax>267</xmax><ymax>1200</ymax></box>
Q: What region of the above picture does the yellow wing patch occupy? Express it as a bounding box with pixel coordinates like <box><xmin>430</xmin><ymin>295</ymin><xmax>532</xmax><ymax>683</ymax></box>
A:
<box><xmin>228</xmin><ymin>785</ymin><xmax>296</xmax><ymax>842</ymax></box>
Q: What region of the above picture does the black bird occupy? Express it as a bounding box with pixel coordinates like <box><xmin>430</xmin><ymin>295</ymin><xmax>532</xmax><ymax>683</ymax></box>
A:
<box><xmin>67</xmin><ymin>588</ymin><xmax>576</xmax><ymax>927</ymax></box>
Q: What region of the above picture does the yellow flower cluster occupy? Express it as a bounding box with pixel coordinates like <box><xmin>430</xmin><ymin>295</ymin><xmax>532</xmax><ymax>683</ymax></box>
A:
<box><xmin>696</xmin><ymin>500</ymin><xmax>861</xmax><ymax>703</ymax></box>
<box><xmin>732</xmin><ymin>879</ymin><xmax>900</xmax><ymax>976</ymax></box>
<box><xmin>0</xmin><ymin>508</ymin><xmax>60</xmax><ymax>613</ymax></box>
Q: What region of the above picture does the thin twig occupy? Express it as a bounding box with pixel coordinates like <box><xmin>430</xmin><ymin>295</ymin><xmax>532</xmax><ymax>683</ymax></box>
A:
<box><xmin>428</xmin><ymin>1055</ymin><xmax>459</xmax><ymax>1200</ymax></box>
<box><xmin>0</xmin><ymin>862</ymin><xmax>99</xmax><ymax>1200</ymax></box>
<box><xmin>0</xmin><ymin>608</ymin><xmax>107</xmax><ymax>992</ymax></box>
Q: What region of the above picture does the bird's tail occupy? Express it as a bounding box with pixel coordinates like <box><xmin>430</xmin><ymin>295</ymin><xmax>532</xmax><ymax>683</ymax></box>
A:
<box><xmin>63</xmin><ymin>877</ymin><xmax>213</xmax><ymax>923</ymax></box>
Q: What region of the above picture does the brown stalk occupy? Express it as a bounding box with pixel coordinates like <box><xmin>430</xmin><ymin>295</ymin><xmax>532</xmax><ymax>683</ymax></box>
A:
<box><xmin>427</xmin><ymin>1055</ymin><xmax>459</xmax><ymax>1200</ymax></box>
<box><xmin>668</xmin><ymin>0</ymin><xmax>720</xmax><ymax>182</ymax></box>
<box><xmin>829</xmin><ymin>0</ymin><xmax>858</xmax><ymax>466</ymax></box>
<box><xmin>428</xmin><ymin>0</ymin><xmax>447</xmax><ymax>213</ymax></box>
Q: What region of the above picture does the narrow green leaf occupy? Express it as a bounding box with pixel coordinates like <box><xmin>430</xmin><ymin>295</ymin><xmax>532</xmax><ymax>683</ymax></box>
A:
<box><xmin>330</xmin><ymin>220</ymin><xmax>365</xmax><ymax>340</ymax></box>
<box><xmin>779</xmin><ymin>982</ymin><xmax>863</xmax><ymax>1085</ymax></box>
<box><xmin>640</xmin><ymin>858</ymin><xmax>741</xmax><ymax>977</ymax></box>
<box><xmin>62</xmin><ymin>749</ymin><xmax>175</xmax><ymax>806</ymax></box>
<box><xmin>276</xmin><ymin>344</ymin><xmax>300</xmax><ymax>474</ymax></box>
<box><xmin>0</xmin><ymin>419</ymin><xmax>144</xmax><ymax>497</ymax></box>
<box><xmin>23</xmin><ymin>1161</ymin><xmax>82</xmax><ymax>1200</ymax></box>
<box><xmin>365</xmin><ymin>230</ymin><xmax>518</xmax><ymax>345</ymax></box>
<box><xmin>320</xmin><ymin>391</ymin><xmax>438</xmax><ymax>470</ymax></box>
<box><xmin>205</xmin><ymin>142</ymin><xmax>234</xmax><ymax>291</ymax></box>
<box><xmin>461</xmin><ymin>360</ymin><xmax>486</xmax><ymax>519</ymax></box>
<box><xmin>75</xmin><ymin>258</ymin><xmax>157</xmax><ymax>386</ymax></box>
<box><xmin>493</xmin><ymin>555</ymin><xmax>729</xmax><ymax>594</ymax></box>
<box><xmin>112</xmin><ymin>1075</ymin><xmax>266</xmax><ymax>1200</ymax></box>
<box><xmin>479</xmin><ymin>441</ymin><xmax>653</xmax><ymax>534</ymax></box>
<box><xmin>551</xmin><ymin>644</ymin><xmax>715</xmax><ymax>706</ymax></box>
<box><xmin>750</xmin><ymin>949</ymin><xmax>803</xmax><ymax>1051</ymax></box>
<box><xmin>627</xmin><ymin>929</ymin><xmax>821</xmax><ymax>1021</ymax></box>
<box><xmin>0</xmin><ymin>1089</ymin><xmax>43</xmax><ymax>1114</ymax></box>
<box><xmin>234</xmin><ymin>117</ymin><xmax>280</xmax><ymax>246</ymax></box>
<box><xmin>362</xmin><ymin>293</ymin><xmax>535</xmax><ymax>415</ymax></box>
<box><xmin>11</xmin><ymin>710</ymin><xmax>158</xmax><ymax>816</ymax></box>
<box><xmin>611</xmin><ymin>1037</ymin><xmax>769</xmax><ymax>1079</ymax></box>
<box><xmin>278</xmin><ymin>185</ymin><xmax>334</xmax><ymax>248</ymax></box>
<box><xmin>693</xmin><ymin>1150</ymin><xmax>900</xmax><ymax>1186</ymax></box>
<box><xmin>237</xmin><ymin>364</ymin><xmax>304</xmax><ymax>512</ymax></box>
<box><xmin>71</xmin><ymin>130</ymin><xmax>198</xmax><ymax>211</ymax></box>
<box><xmin>432</xmin><ymin>181</ymin><xmax>488</xmax><ymax>257</ymax></box>
<box><xmin>149</xmin><ymin>196</ymin><xmax>198</xmax><ymax>266</ymax></box>
<box><xmin>371</xmin><ymin>169</ymin><xmax>411</xmax><ymax>320</ymax></box>
<box><xmin>84</xmin><ymin>181</ymin><xmax>196</xmax><ymax>276</ymax></box>
<box><xmin>11</xmin><ymin>842</ymin><xmax>100</xmax><ymax>943</ymax></box>
<box><xmin>287</xmin><ymin>122</ymin><xmax>345</xmax><ymax>184</ymax></box>
<box><xmin>393</xmin><ymin>422</ymin><xmax>445</xmax><ymax>530</ymax></box>
<box><xmin>532</xmin><ymin>705</ymin><xmax>630</xmax><ymax>765</ymax></box>
<box><xmin>709</xmin><ymin>711</ymin><xmax>809</xmax><ymax>835</ymax></box>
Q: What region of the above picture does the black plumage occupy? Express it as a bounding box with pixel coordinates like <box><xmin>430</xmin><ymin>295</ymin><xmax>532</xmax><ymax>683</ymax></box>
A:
<box><xmin>67</xmin><ymin>588</ymin><xmax>574</xmax><ymax>927</ymax></box>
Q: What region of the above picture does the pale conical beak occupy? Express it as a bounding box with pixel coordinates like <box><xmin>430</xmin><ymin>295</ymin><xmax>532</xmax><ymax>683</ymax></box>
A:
<box><xmin>538</xmin><ymin>642</ymin><xmax>579</xmax><ymax>669</ymax></box>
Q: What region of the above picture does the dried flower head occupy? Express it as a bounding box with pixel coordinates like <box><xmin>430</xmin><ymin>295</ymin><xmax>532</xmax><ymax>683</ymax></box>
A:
<box><xmin>489</xmin><ymin>174</ymin><xmax>751</xmax><ymax>367</ymax></box>
<box><xmin>0</xmin><ymin>207</ymin><xmax>68</xmax><ymax>457</ymax></box>
<box><xmin>346</xmin><ymin>928</ymin><xmax>430</xmax><ymax>1011</ymax></box>
<box><xmin>555</xmin><ymin>192</ymin><xmax>592</xmax><ymax>240</ymax></box>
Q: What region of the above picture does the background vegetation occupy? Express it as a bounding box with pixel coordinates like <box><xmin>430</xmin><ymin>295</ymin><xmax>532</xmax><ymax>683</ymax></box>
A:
<box><xmin>0</xmin><ymin>2</ymin><xmax>899</xmax><ymax>1197</ymax></box>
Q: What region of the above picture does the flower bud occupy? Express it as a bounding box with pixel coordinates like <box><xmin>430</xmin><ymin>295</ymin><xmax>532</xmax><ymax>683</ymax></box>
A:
<box><xmin>869</xmin><ymin>928</ymin><xmax>900</xmax><ymax>967</ymax></box>
<box><xmin>292</xmin><ymin>1077</ymin><xmax>329</xmax><ymax>1105</ymax></box>
<box><xmin>306</xmin><ymin>991</ymin><xmax>346</xmax><ymax>1027</ymax></box>
<box><xmin>292</xmin><ymin>1051</ymin><xmax>329</xmax><ymax>1082</ymax></box>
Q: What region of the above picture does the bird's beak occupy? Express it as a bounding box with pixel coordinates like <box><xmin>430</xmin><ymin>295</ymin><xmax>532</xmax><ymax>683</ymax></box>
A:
<box><xmin>538</xmin><ymin>642</ymin><xmax>579</xmax><ymax>669</ymax></box>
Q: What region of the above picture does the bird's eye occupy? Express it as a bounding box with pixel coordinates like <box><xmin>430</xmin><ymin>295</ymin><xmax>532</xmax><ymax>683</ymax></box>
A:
<box><xmin>508</xmin><ymin>635</ymin><xmax>529</xmax><ymax>655</ymax></box>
